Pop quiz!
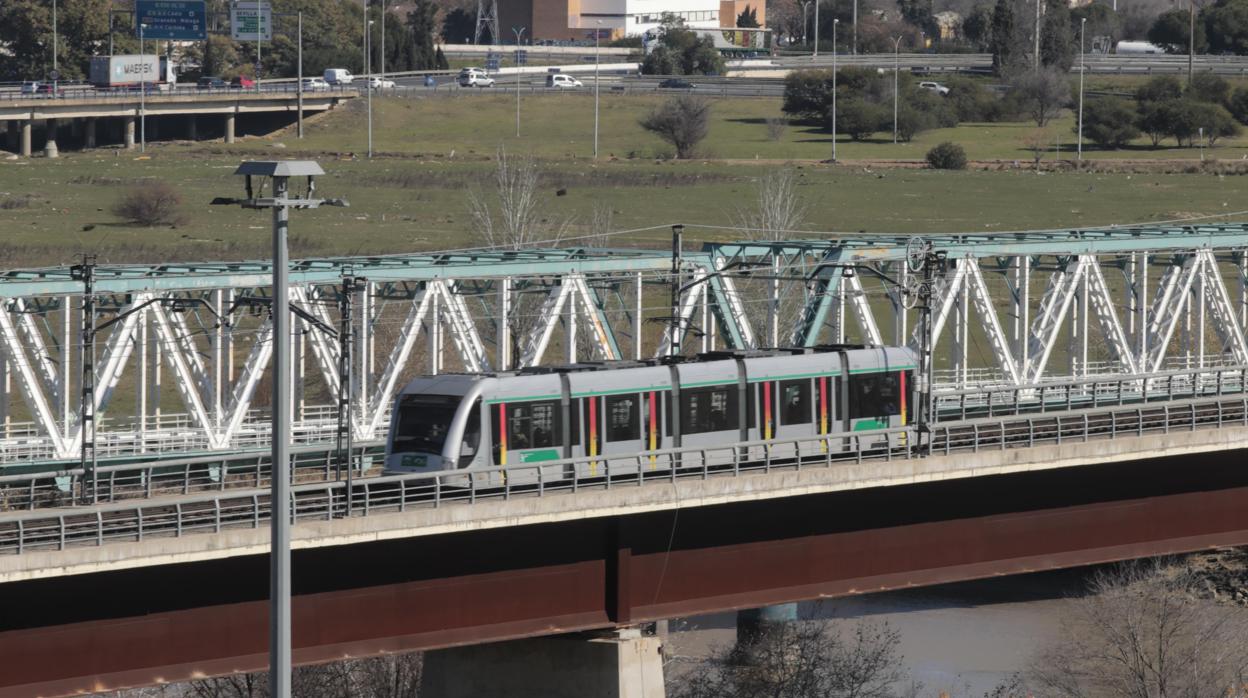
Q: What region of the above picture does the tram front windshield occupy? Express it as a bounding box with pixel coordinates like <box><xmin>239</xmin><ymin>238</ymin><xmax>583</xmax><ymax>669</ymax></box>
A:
<box><xmin>393</xmin><ymin>394</ymin><xmax>462</xmax><ymax>454</ymax></box>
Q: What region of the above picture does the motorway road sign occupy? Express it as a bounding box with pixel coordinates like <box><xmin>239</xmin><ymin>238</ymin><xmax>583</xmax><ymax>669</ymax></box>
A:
<box><xmin>136</xmin><ymin>0</ymin><xmax>207</xmax><ymax>40</ymax></box>
<box><xmin>231</xmin><ymin>1</ymin><xmax>272</xmax><ymax>41</ymax></box>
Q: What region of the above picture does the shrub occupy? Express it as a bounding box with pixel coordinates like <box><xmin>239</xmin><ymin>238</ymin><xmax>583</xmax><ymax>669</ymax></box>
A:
<box><xmin>639</xmin><ymin>96</ymin><xmax>711</xmax><ymax>159</ymax></box>
<box><xmin>764</xmin><ymin>117</ymin><xmax>788</xmax><ymax>142</ymax></box>
<box><xmin>1229</xmin><ymin>86</ymin><xmax>1248</xmax><ymax>123</ymax></box>
<box><xmin>926</xmin><ymin>142</ymin><xmax>968</xmax><ymax>169</ymax></box>
<box><xmin>832</xmin><ymin>98</ymin><xmax>885</xmax><ymax>141</ymax></box>
<box><xmin>1191</xmin><ymin>101</ymin><xmax>1241</xmax><ymax>145</ymax></box>
<box><xmin>112</xmin><ymin>181</ymin><xmax>186</xmax><ymax>226</ymax></box>
<box><xmin>782</xmin><ymin>69</ymin><xmax>836</xmax><ymax>119</ymax></box>
<box><xmin>1008</xmin><ymin>67</ymin><xmax>1070</xmax><ymax>127</ymax></box>
<box><xmin>1136</xmin><ymin>75</ymin><xmax>1183</xmax><ymax>104</ymax></box>
<box><xmin>1080</xmin><ymin>97</ymin><xmax>1142</xmax><ymax>148</ymax></box>
<box><xmin>894</xmin><ymin>102</ymin><xmax>935</xmax><ymax>142</ymax></box>
<box><xmin>1189</xmin><ymin>71</ymin><xmax>1231</xmax><ymax>106</ymax></box>
<box><xmin>943</xmin><ymin>75</ymin><xmax>1003</xmax><ymax>122</ymax></box>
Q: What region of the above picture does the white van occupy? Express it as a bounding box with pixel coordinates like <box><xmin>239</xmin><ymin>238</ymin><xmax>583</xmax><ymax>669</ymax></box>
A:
<box><xmin>545</xmin><ymin>74</ymin><xmax>583</xmax><ymax>89</ymax></box>
<box><xmin>323</xmin><ymin>68</ymin><xmax>354</xmax><ymax>85</ymax></box>
<box><xmin>457</xmin><ymin>68</ymin><xmax>494</xmax><ymax>87</ymax></box>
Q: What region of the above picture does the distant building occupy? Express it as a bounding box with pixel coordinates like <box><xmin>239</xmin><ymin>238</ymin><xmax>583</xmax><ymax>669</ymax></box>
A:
<box><xmin>498</xmin><ymin>0</ymin><xmax>766</xmax><ymax>42</ymax></box>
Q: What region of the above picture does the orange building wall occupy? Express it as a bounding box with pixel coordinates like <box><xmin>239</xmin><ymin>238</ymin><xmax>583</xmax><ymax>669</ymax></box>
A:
<box><xmin>720</xmin><ymin>0</ymin><xmax>766</xmax><ymax>27</ymax></box>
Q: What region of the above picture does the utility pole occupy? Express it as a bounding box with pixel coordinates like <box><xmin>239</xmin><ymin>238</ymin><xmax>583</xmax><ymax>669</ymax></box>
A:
<box><xmin>892</xmin><ymin>36</ymin><xmax>901</xmax><ymax>144</ymax></box>
<box><xmin>71</xmin><ymin>256</ymin><xmax>97</xmax><ymax>504</ymax></box>
<box><xmin>337</xmin><ymin>274</ymin><xmax>364</xmax><ymax>513</ymax></box>
<box><xmin>215</xmin><ymin>160</ymin><xmax>348</xmax><ymax>698</ymax></box>
<box><xmin>853</xmin><ymin>0</ymin><xmax>858</xmax><ymax>54</ymax></box>
<box><xmin>832</xmin><ymin>18</ymin><xmax>839</xmax><ymax>162</ymax></box>
<box><xmin>814</xmin><ymin>0</ymin><xmax>820</xmax><ymax>58</ymax></box>
<box><xmin>669</xmin><ymin>224</ymin><xmax>683</xmax><ymax>358</ymax></box>
<box><xmin>594</xmin><ymin>21</ymin><xmax>601</xmax><ymax>159</ymax></box>
<box><xmin>514</xmin><ymin>26</ymin><xmax>526</xmax><ymax>138</ymax></box>
<box><xmin>1034</xmin><ymin>0</ymin><xmax>1041</xmax><ymax>71</ymax></box>
<box><xmin>1188</xmin><ymin>0</ymin><xmax>1196</xmax><ymax>85</ymax></box>
<box><xmin>1077</xmin><ymin>18</ymin><xmax>1086</xmax><ymax>162</ymax></box>
<box><xmin>366</xmin><ymin>19</ymin><xmax>374</xmax><ymax>157</ymax></box>
<box><xmin>140</xmin><ymin>22</ymin><xmax>147</xmax><ymax>152</ymax></box>
<box><xmin>297</xmin><ymin>12</ymin><xmax>304</xmax><ymax>138</ymax></box>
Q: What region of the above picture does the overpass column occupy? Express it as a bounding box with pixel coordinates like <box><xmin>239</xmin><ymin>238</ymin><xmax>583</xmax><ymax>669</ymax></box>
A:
<box><xmin>420</xmin><ymin>629</ymin><xmax>665</xmax><ymax>698</ymax></box>
<box><xmin>187</xmin><ymin>115</ymin><xmax>197</xmax><ymax>141</ymax></box>
<box><xmin>736</xmin><ymin>603</ymin><xmax>799</xmax><ymax>646</ymax></box>
<box><xmin>123</xmin><ymin>116</ymin><xmax>136</xmax><ymax>149</ymax></box>
<box><xmin>20</xmin><ymin>121</ymin><xmax>31</xmax><ymax>157</ymax></box>
<box><xmin>44</xmin><ymin>119</ymin><xmax>59</xmax><ymax>158</ymax></box>
<box><xmin>5</xmin><ymin>121</ymin><xmax>16</xmax><ymax>153</ymax></box>
<box><xmin>224</xmin><ymin>112</ymin><xmax>235</xmax><ymax>144</ymax></box>
<box><xmin>84</xmin><ymin>118</ymin><xmax>97</xmax><ymax>149</ymax></box>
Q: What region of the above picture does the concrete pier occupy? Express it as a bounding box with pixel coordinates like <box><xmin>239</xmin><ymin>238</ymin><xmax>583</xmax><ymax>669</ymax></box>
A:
<box><xmin>124</xmin><ymin>116</ymin><xmax>135</xmax><ymax>149</ymax></box>
<box><xmin>5</xmin><ymin>120</ymin><xmax>16</xmax><ymax>153</ymax></box>
<box><xmin>224</xmin><ymin>113</ymin><xmax>235</xmax><ymax>143</ymax></box>
<box><xmin>420</xmin><ymin>629</ymin><xmax>665</xmax><ymax>698</ymax></box>
<box><xmin>44</xmin><ymin>119</ymin><xmax>59</xmax><ymax>158</ymax></box>
<box><xmin>84</xmin><ymin>117</ymin><xmax>97</xmax><ymax>149</ymax></box>
<box><xmin>20</xmin><ymin>121</ymin><xmax>32</xmax><ymax>157</ymax></box>
<box><xmin>187</xmin><ymin>115</ymin><xmax>197</xmax><ymax>141</ymax></box>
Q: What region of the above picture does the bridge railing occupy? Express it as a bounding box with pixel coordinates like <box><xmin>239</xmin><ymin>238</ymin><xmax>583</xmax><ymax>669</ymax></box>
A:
<box><xmin>2</xmin><ymin>388</ymin><xmax>1246</xmax><ymax>556</ymax></box>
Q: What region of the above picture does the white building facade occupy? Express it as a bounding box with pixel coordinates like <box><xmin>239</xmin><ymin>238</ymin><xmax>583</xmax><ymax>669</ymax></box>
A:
<box><xmin>571</xmin><ymin>0</ymin><xmax>725</xmax><ymax>38</ymax></box>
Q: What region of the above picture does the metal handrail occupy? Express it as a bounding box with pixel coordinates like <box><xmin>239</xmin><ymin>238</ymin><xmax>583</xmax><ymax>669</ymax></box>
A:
<box><xmin>2</xmin><ymin>391</ymin><xmax>1245</xmax><ymax>555</ymax></box>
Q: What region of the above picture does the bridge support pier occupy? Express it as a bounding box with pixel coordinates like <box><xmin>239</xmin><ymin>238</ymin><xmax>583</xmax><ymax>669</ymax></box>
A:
<box><xmin>84</xmin><ymin>117</ymin><xmax>97</xmax><ymax>149</ymax></box>
<box><xmin>419</xmin><ymin>629</ymin><xmax>665</xmax><ymax>698</ymax></box>
<box><xmin>123</xmin><ymin>116</ymin><xmax>136</xmax><ymax>149</ymax></box>
<box><xmin>736</xmin><ymin>603</ymin><xmax>799</xmax><ymax>646</ymax></box>
<box><xmin>5</xmin><ymin>120</ymin><xmax>16</xmax><ymax>153</ymax></box>
<box><xmin>43</xmin><ymin>119</ymin><xmax>58</xmax><ymax>158</ymax></box>
<box><xmin>20</xmin><ymin>120</ymin><xmax>31</xmax><ymax>157</ymax></box>
<box><xmin>187</xmin><ymin>115</ymin><xmax>197</xmax><ymax>141</ymax></box>
<box><xmin>224</xmin><ymin>113</ymin><xmax>235</xmax><ymax>143</ymax></box>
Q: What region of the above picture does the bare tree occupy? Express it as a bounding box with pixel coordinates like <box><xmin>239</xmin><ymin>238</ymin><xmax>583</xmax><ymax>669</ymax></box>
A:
<box><xmin>669</xmin><ymin>618</ymin><xmax>906</xmax><ymax>698</ymax></box>
<box><xmin>734</xmin><ymin>169</ymin><xmax>808</xmax><ymax>347</ymax></box>
<box><xmin>1008</xmin><ymin>67</ymin><xmax>1070</xmax><ymax>127</ymax></box>
<box><xmin>1029</xmin><ymin>559</ymin><xmax>1248</xmax><ymax>698</ymax></box>
<box><xmin>640</xmin><ymin>96</ymin><xmax>712</xmax><ymax>159</ymax></box>
<box><xmin>468</xmin><ymin>146</ymin><xmax>549</xmax><ymax>250</ymax></box>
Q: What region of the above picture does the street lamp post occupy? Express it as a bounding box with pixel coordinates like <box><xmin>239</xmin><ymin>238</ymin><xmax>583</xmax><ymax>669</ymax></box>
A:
<box><xmin>297</xmin><ymin>11</ymin><xmax>304</xmax><ymax>138</ymax></box>
<box><xmin>832</xmin><ymin>18</ymin><xmax>839</xmax><ymax>162</ymax></box>
<box><xmin>213</xmin><ymin>161</ymin><xmax>348</xmax><ymax>698</ymax></box>
<box><xmin>366</xmin><ymin>19</ymin><xmax>374</xmax><ymax>158</ymax></box>
<box><xmin>814</xmin><ymin>0</ymin><xmax>820</xmax><ymax>58</ymax></box>
<box><xmin>801</xmin><ymin>1</ymin><xmax>811</xmax><ymax>47</ymax></box>
<box><xmin>892</xmin><ymin>35</ymin><xmax>901</xmax><ymax>144</ymax></box>
<box><xmin>513</xmin><ymin>26</ymin><xmax>526</xmax><ymax>138</ymax></box>
<box><xmin>140</xmin><ymin>22</ymin><xmax>146</xmax><ymax>153</ymax></box>
<box><xmin>853</xmin><ymin>0</ymin><xmax>858</xmax><ymax>54</ymax></box>
<box><xmin>1078</xmin><ymin>18</ymin><xmax>1086</xmax><ymax>162</ymax></box>
<box><xmin>52</xmin><ymin>0</ymin><xmax>58</xmax><ymax>78</ymax></box>
<box><xmin>594</xmin><ymin>20</ymin><xmax>602</xmax><ymax>159</ymax></box>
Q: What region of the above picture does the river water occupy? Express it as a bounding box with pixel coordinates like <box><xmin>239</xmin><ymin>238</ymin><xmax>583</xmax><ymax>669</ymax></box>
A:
<box><xmin>668</xmin><ymin>569</ymin><xmax>1095</xmax><ymax>696</ymax></box>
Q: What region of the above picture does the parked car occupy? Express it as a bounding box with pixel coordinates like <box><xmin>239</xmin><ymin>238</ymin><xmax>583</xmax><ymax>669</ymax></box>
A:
<box><xmin>658</xmin><ymin>78</ymin><xmax>696</xmax><ymax>89</ymax></box>
<box><xmin>457</xmin><ymin>67</ymin><xmax>494</xmax><ymax>87</ymax></box>
<box><xmin>368</xmin><ymin>77</ymin><xmax>396</xmax><ymax>90</ymax></box>
<box><xmin>197</xmin><ymin>76</ymin><xmax>227</xmax><ymax>89</ymax></box>
<box><xmin>230</xmin><ymin>76</ymin><xmax>255</xmax><ymax>89</ymax></box>
<box><xmin>324</xmin><ymin>68</ymin><xmax>354</xmax><ymax>85</ymax></box>
<box><xmin>301</xmin><ymin>77</ymin><xmax>330</xmax><ymax>91</ymax></box>
<box><xmin>545</xmin><ymin>74</ymin><xmax>583</xmax><ymax>89</ymax></box>
<box><xmin>919</xmin><ymin>81</ymin><xmax>950</xmax><ymax>96</ymax></box>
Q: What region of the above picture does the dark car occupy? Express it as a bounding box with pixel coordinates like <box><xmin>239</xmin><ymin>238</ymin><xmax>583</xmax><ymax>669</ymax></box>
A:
<box><xmin>198</xmin><ymin>76</ymin><xmax>227</xmax><ymax>89</ymax></box>
<box><xmin>658</xmin><ymin>78</ymin><xmax>696</xmax><ymax>89</ymax></box>
<box><xmin>230</xmin><ymin>76</ymin><xmax>255</xmax><ymax>89</ymax></box>
<box><xmin>35</xmin><ymin>82</ymin><xmax>64</xmax><ymax>96</ymax></box>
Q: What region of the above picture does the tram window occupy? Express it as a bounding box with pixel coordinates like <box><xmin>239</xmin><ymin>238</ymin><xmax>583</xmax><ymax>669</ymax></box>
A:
<box><xmin>747</xmin><ymin>384</ymin><xmax>756</xmax><ymax>428</ymax></box>
<box><xmin>501</xmin><ymin>400</ymin><xmax>561</xmax><ymax>450</ymax></box>
<box><xmin>681</xmin><ymin>386</ymin><xmax>738</xmax><ymax>434</ymax></box>
<box><xmin>780</xmin><ymin>380</ymin><xmax>812</xmax><ymax>425</ymax></box>
<box><xmin>460</xmin><ymin>400</ymin><xmax>482</xmax><ymax>458</ymax></box>
<box><xmin>848</xmin><ymin>373</ymin><xmax>902</xmax><ymax>419</ymax></box>
<box><xmin>393</xmin><ymin>394</ymin><xmax>461</xmax><ymax>453</ymax></box>
<box><xmin>606</xmin><ymin>394</ymin><xmax>640</xmax><ymax>442</ymax></box>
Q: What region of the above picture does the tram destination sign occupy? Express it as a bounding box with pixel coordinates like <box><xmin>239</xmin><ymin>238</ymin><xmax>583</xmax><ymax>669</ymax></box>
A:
<box><xmin>135</xmin><ymin>0</ymin><xmax>207</xmax><ymax>40</ymax></box>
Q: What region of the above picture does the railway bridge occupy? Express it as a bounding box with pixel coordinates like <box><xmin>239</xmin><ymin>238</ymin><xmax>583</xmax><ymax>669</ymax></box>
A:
<box><xmin>1</xmin><ymin>224</ymin><xmax>1248</xmax><ymax>696</ymax></box>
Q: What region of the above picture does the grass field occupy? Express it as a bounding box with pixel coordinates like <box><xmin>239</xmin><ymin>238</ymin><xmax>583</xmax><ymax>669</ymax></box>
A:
<box><xmin>201</xmin><ymin>91</ymin><xmax>1248</xmax><ymax>162</ymax></box>
<box><xmin>3</xmin><ymin>147</ymin><xmax>1245</xmax><ymax>268</ymax></box>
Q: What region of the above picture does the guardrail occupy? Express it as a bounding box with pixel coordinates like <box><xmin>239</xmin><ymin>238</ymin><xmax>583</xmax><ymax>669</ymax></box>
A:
<box><xmin>0</xmin><ymin>441</ymin><xmax>384</xmax><ymax>512</ymax></box>
<box><xmin>2</xmin><ymin>383</ymin><xmax>1245</xmax><ymax>555</ymax></box>
<box><xmin>0</xmin><ymin>84</ymin><xmax>358</xmax><ymax>103</ymax></box>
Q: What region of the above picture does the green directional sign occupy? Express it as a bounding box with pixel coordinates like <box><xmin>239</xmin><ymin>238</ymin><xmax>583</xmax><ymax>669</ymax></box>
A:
<box><xmin>135</xmin><ymin>0</ymin><xmax>207</xmax><ymax>40</ymax></box>
<box><xmin>231</xmin><ymin>1</ymin><xmax>272</xmax><ymax>41</ymax></box>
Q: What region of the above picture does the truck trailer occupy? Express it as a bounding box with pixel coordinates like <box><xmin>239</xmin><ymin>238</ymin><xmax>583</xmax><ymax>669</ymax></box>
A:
<box><xmin>89</xmin><ymin>55</ymin><xmax>176</xmax><ymax>89</ymax></box>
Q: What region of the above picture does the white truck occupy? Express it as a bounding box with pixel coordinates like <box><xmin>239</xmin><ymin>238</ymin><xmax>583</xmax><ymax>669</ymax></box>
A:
<box><xmin>323</xmin><ymin>68</ymin><xmax>355</xmax><ymax>85</ymax></box>
<box><xmin>89</xmin><ymin>55</ymin><xmax>175</xmax><ymax>89</ymax></box>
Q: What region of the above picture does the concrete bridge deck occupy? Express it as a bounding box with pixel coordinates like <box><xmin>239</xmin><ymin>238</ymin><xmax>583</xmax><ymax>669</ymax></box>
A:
<box><xmin>1</xmin><ymin>90</ymin><xmax>355</xmax><ymax>157</ymax></box>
